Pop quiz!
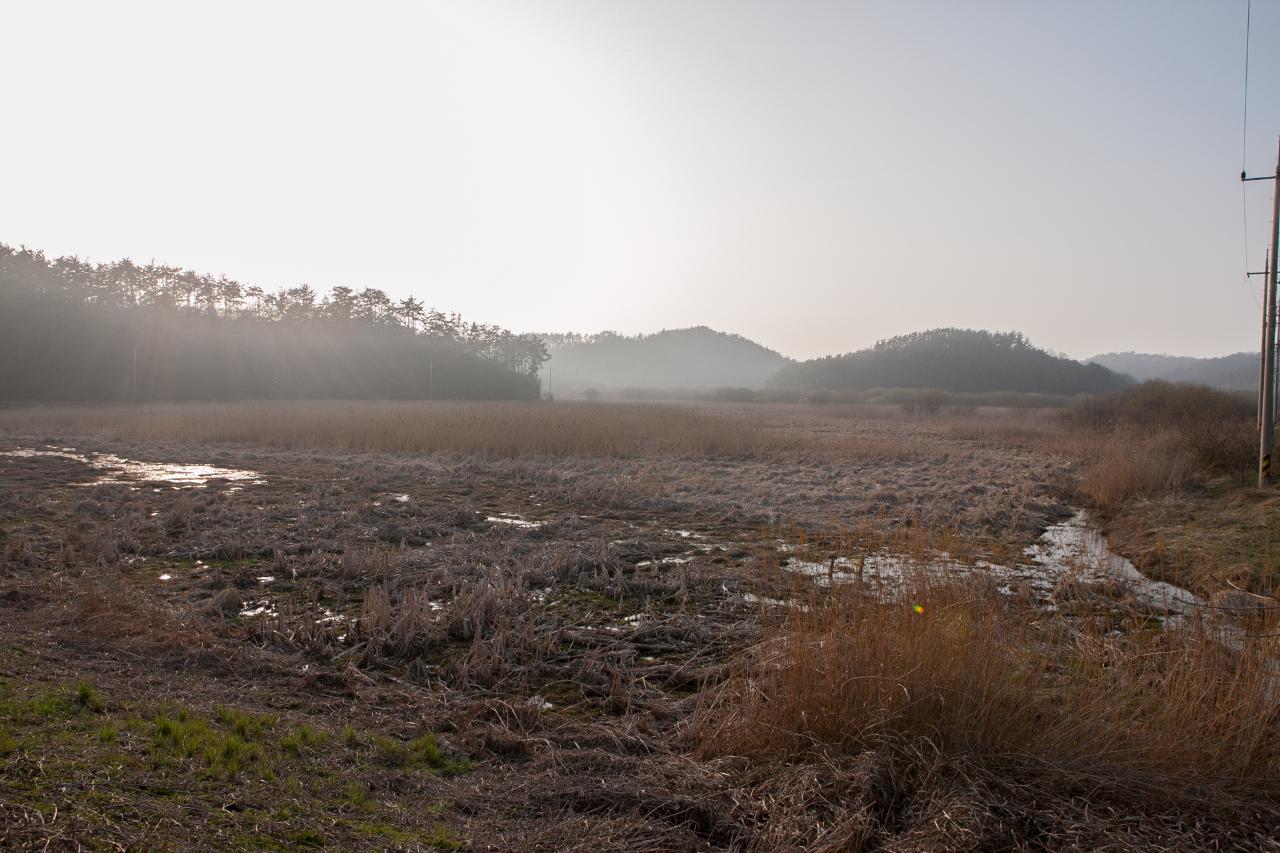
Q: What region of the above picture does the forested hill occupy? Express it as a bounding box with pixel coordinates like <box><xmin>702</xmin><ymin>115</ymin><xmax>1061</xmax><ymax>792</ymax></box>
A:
<box><xmin>539</xmin><ymin>327</ymin><xmax>791</xmax><ymax>394</ymax></box>
<box><xmin>771</xmin><ymin>328</ymin><xmax>1131</xmax><ymax>395</ymax></box>
<box><xmin>0</xmin><ymin>244</ymin><xmax>547</xmax><ymax>402</ymax></box>
<box><xmin>1089</xmin><ymin>351</ymin><xmax>1256</xmax><ymax>391</ymax></box>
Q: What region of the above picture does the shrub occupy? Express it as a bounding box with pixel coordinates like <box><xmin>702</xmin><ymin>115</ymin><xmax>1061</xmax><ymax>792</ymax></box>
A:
<box><xmin>713</xmin><ymin>387</ymin><xmax>757</xmax><ymax>403</ymax></box>
<box><xmin>1066</xmin><ymin>381</ymin><xmax>1254</xmax><ymax>477</ymax></box>
<box><xmin>900</xmin><ymin>388</ymin><xmax>947</xmax><ymax>417</ymax></box>
<box><xmin>1076</xmin><ymin>429</ymin><xmax>1196</xmax><ymax>510</ymax></box>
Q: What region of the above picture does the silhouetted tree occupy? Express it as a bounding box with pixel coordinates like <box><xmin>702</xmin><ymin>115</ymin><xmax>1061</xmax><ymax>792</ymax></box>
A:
<box><xmin>0</xmin><ymin>243</ymin><xmax>547</xmax><ymax>402</ymax></box>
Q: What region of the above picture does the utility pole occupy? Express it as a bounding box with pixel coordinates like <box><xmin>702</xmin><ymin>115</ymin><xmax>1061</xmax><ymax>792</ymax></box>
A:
<box><xmin>1248</xmin><ymin>136</ymin><xmax>1280</xmax><ymax>486</ymax></box>
<box><xmin>1263</xmin><ymin>253</ymin><xmax>1273</xmax><ymax>431</ymax></box>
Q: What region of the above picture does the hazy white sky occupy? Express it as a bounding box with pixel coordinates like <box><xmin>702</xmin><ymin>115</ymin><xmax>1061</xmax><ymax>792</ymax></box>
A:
<box><xmin>2</xmin><ymin>1</ymin><xmax>1277</xmax><ymax>360</ymax></box>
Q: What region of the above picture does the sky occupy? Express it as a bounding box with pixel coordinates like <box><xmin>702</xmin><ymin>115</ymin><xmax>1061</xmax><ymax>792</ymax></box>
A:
<box><xmin>2</xmin><ymin>0</ymin><xmax>1278</xmax><ymax>361</ymax></box>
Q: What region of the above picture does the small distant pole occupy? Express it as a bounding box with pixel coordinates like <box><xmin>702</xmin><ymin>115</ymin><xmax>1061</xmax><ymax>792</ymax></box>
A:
<box><xmin>429</xmin><ymin>357</ymin><xmax>434</xmax><ymax>401</ymax></box>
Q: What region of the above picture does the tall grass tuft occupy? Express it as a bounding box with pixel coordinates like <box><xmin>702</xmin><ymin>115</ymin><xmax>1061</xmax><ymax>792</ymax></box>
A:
<box><xmin>697</xmin><ymin>575</ymin><xmax>1280</xmax><ymax>805</ymax></box>
<box><xmin>1075</xmin><ymin>429</ymin><xmax>1196</xmax><ymax>510</ymax></box>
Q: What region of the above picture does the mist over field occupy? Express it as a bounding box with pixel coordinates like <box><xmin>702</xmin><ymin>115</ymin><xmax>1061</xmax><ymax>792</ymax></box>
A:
<box><xmin>3</xmin><ymin>2</ymin><xmax>1280</xmax><ymax>850</ymax></box>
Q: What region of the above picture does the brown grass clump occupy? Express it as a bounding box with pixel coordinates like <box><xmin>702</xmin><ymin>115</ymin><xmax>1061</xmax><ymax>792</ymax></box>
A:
<box><xmin>353</xmin><ymin>583</ymin><xmax>436</xmax><ymax>662</ymax></box>
<box><xmin>697</xmin><ymin>575</ymin><xmax>1280</xmax><ymax>809</ymax></box>
<box><xmin>0</xmin><ymin>400</ymin><xmax>920</xmax><ymax>460</ymax></box>
<box><xmin>1054</xmin><ymin>382</ymin><xmax>1257</xmax><ymax>510</ymax></box>
<box><xmin>1074</xmin><ymin>428</ymin><xmax>1197</xmax><ymax>510</ymax></box>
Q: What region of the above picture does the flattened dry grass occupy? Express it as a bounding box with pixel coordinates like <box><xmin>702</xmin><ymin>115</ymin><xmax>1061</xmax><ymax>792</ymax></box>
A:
<box><xmin>0</xmin><ymin>401</ymin><xmax>921</xmax><ymax>460</ymax></box>
<box><xmin>697</xmin><ymin>575</ymin><xmax>1280</xmax><ymax>808</ymax></box>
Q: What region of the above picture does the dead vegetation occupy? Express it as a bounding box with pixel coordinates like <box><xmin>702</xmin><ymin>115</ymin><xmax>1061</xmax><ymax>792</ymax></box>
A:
<box><xmin>0</xmin><ymin>400</ymin><xmax>923</xmax><ymax>461</ymax></box>
<box><xmin>691</xmin><ymin>563</ymin><xmax>1280</xmax><ymax>849</ymax></box>
<box><xmin>2</xmin><ymin>399</ymin><xmax>1279</xmax><ymax>849</ymax></box>
<box><xmin>1045</xmin><ymin>382</ymin><xmax>1280</xmax><ymax>600</ymax></box>
<box><xmin>1063</xmin><ymin>381</ymin><xmax>1255</xmax><ymax>510</ymax></box>
<box><xmin>698</xmin><ymin>573</ymin><xmax>1280</xmax><ymax>795</ymax></box>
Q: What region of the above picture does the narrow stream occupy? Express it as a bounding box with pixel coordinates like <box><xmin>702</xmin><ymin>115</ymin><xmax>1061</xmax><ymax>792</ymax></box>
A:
<box><xmin>1029</xmin><ymin>510</ymin><xmax>1206</xmax><ymax>615</ymax></box>
<box><xmin>781</xmin><ymin>509</ymin><xmax>1207</xmax><ymax>619</ymax></box>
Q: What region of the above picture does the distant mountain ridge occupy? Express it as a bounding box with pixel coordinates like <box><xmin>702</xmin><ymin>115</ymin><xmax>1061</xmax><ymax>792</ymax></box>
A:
<box><xmin>537</xmin><ymin>326</ymin><xmax>791</xmax><ymax>394</ymax></box>
<box><xmin>1088</xmin><ymin>351</ymin><xmax>1256</xmax><ymax>391</ymax></box>
<box><xmin>536</xmin><ymin>326</ymin><xmax>1247</xmax><ymax>400</ymax></box>
<box><xmin>771</xmin><ymin>328</ymin><xmax>1130</xmax><ymax>396</ymax></box>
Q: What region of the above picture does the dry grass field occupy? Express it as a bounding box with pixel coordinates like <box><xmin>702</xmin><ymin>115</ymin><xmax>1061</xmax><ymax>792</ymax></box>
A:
<box><xmin>0</xmin><ymin>399</ymin><xmax>1277</xmax><ymax>850</ymax></box>
<box><xmin>0</xmin><ymin>401</ymin><xmax>924</xmax><ymax>460</ymax></box>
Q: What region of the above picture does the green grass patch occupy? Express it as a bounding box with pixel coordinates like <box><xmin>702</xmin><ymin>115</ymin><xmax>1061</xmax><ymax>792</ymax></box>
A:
<box><xmin>371</xmin><ymin>732</ymin><xmax>468</xmax><ymax>773</ymax></box>
<box><xmin>151</xmin><ymin>707</ymin><xmax>277</xmax><ymax>778</ymax></box>
<box><xmin>0</xmin><ymin>680</ymin><xmax>470</xmax><ymax>848</ymax></box>
<box><xmin>350</xmin><ymin>819</ymin><xmax>461</xmax><ymax>849</ymax></box>
<box><xmin>212</xmin><ymin>705</ymin><xmax>276</xmax><ymax>741</ymax></box>
<box><xmin>340</xmin><ymin>781</ymin><xmax>373</xmax><ymax>811</ymax></box>
<box><xmin>280</xmin><ymin>724</ymin><xmax>328</xmax><ymax>755</ymax></box>
<box><xmin>0</xmin><ymin>681</ymin><xmax>105</xmax><ymax>724</ymax></box>
<box><xmin>74</xmin><ymin>681</ymin><xmax>104</xmax><ymax>713</ymax></box>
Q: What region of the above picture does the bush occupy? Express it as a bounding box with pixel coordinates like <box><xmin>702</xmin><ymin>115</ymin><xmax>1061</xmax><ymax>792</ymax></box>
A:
<box><xmin>1066</xmin><ymin>381</ymin><xmax>1255</xmax><ymax>479</ymax></box>
<box><xmin>713</xmin><ymin>387</ymin><xmax>757</xmax><ymax>403</ymax></box>
<box><xmin>900</xmin><ymin>388</ymin><xmax>946</xmax><ymax>417</ymax></box>
<box><xmin>1077</xmin><ymin>429</ymin><xmax>1196</xmax><ymax>510</ymax></box>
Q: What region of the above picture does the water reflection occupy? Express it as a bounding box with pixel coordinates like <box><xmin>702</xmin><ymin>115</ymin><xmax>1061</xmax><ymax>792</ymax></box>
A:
<box><xmin>1</xmin><ymin>445</ymin><xmax>264</xmax><ymax>488</ymax></box>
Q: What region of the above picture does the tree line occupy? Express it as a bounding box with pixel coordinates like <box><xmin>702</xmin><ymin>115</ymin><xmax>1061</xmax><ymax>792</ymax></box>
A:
<box><xmin>0</xmin><ymin>244</ymin><xmax>548</xmax><ymax>402</ymax></box>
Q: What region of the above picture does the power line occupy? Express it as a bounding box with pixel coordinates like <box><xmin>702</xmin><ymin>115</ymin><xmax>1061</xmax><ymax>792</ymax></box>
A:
<box><xmin>1243</xmin><ymin>0</ymin><xmax>1252</xmax><ymax>171</ymax></box>
<box><xmin>1241</xmin><ymin>0</ymin><xmax>1255</xmax><ymax>289</ymax></box>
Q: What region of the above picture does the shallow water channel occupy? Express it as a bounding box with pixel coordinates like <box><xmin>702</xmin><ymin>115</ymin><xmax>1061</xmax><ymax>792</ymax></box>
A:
<box><xmin>781</xmin><ymin>509</ymin><xmax>1206</xmax><ymax>618</ymax></box>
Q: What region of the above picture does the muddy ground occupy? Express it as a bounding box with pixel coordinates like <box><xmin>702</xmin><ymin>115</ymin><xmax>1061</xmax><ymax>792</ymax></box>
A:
<box><xmin>1</xmin><ymin>413</ymin><xmax>1275</xmax><ymax>850</ymax></box>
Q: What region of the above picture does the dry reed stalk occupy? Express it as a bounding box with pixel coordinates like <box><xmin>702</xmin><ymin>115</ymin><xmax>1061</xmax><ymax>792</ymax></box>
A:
<box><xmin>1076</xmin><ymin>429</ymin><xmax>1195</xmax><ymax>510</ymax></box>
<box><xmin>697</xmin><ymin>572</ymin><xmax>1280</xmax><ymax>805</ymax></box>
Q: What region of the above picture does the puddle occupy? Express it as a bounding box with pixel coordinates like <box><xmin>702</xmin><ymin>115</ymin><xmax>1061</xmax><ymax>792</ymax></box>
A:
<box><xmin>486</xmin><ymin>512</ymin><xmax>543</xmax><ymax>529</ymax></box>
<box><xmin>317</xmin><ymin>609</ymin><xmax>348</xmax><ymax>625</ymax></box>
<box><xmin>1</xmin><ymin>445</ymin><xmax>264</xmax><ymax>488</ymax></box>
<box><xmin>239</xmin><ymin>600</ymin><xmax>278</xmax><ymax>618</ymax></box>
<box><xmin>740</xmin><ymin>592</ymin><xmax>788</xmax><ymax>607</ymax></box>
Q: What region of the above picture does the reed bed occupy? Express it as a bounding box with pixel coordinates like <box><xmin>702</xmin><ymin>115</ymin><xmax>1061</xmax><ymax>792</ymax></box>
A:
<box><xmin>0</xmin><ymin>400</ymin><xmax>922</xmax><ymax>460</ymax></box>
